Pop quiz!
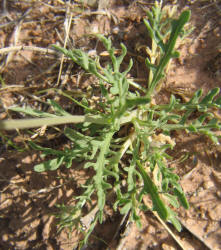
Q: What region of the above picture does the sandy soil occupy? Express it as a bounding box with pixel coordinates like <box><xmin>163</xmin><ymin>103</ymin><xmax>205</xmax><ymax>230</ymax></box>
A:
<box><xmin>0</xmin><ymin>0</ymin><xmax>221</xmax><ymax>249</ymax></box>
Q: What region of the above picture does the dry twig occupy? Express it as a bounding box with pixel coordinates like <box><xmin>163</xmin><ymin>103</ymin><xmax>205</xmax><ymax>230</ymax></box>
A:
<box><xmin>56</xmin><ymin>0</ymin><xmax>73</xmax><ymax>86</ymax></box>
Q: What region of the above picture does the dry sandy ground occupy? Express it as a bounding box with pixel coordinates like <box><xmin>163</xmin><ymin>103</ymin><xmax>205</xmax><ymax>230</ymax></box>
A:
<box><xmin>0</xmin><ymin>0</ymin><xmax>221</xmax><ymax>249</ymax></box>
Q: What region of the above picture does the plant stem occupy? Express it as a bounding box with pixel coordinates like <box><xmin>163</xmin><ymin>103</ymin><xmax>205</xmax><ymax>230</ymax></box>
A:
<box><xmin>0</xmin><ymin>115</ymin><xmax>109</xmax><ymax>130</ymax></box>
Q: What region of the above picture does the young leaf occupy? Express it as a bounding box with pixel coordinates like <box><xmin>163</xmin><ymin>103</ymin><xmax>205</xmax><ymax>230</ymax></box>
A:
<box><xmin>48</xmin><ymin>100</ymin><xmax>71</xmax><ymax>116</ymax></box>
<box><xmin>34</xmin><ymin>156</ymin><xmax>65</xmax><ymax>172</ymax></box>
<box><xmin>9</xmin><ymin>106</ymin><xmax>57</xmax><ymax>118</ymax></box>
<box><xmin>173</xmin><ymin>187</ymin><xmax>189</xmax><ymax>209</ymax></box>
<box><xmin>200</xmin><ymin>88</ymin><xmax>219</xmax><ymax>104</ymax></box>
<box><xmin>136</xmin><ymin>160</ymin><xmax>169</xmax><ymax>220</ymax></box>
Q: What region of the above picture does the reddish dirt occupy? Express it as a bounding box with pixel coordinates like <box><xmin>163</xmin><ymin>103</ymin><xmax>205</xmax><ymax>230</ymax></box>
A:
<box><xmin>0</xmin><ymin>0</ymin><xmax>221</xmax><ymax>249</ymax></box>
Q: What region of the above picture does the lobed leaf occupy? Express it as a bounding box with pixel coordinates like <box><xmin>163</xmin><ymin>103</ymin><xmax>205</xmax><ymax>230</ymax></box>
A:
<box><xmin>34</xmin><ymin>156</ymin><xmax>65</xmax><ymax>172</ymax></box>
